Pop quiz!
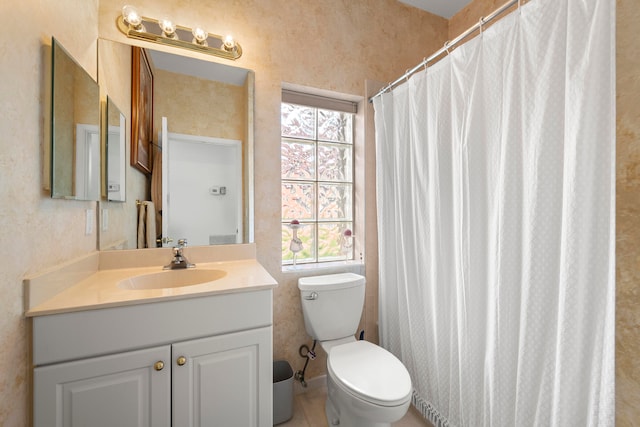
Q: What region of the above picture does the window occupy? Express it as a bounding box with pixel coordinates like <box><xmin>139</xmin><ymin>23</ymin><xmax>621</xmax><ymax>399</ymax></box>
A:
<box><xmin>281</xmin><ymin>95</ymin><xmax>355</xmax><ymax>265</ymax></box>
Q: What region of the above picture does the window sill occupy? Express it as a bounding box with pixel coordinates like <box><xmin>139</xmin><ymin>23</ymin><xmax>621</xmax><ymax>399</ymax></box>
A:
<box><xmin>281</xmin><ymin>260</ymin><xmax>365</xmax><ymax>275</ymax></box>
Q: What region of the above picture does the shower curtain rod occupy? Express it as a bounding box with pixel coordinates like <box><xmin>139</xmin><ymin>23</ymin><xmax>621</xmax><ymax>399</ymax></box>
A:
<box><xmin>369</xmin><ymin>0</ymin><xmax>522</xmax><ymax>103</ymax></box>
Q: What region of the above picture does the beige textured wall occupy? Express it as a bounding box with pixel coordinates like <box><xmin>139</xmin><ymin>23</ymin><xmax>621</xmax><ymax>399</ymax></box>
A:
<box><xmin>0</xmin><ymin>0</ymin><xmax>99</xmax><ymax>425</ymax></box>
<box><xmin>2</xmin><ymin>0</ymin><xmax>628</xmax><ymax>425</ymax></box>
<box><xmin>153</xmin><ymin>69</ymin><xmax>246</xmax><ymax>141</ymax></box>
<box><xmin>615</xmin><ymin>0</ymin><xmax>640</xmax><ymax>424</ymax></box>
<box><xmin>0</xmin><ymin>1</ymin><xmax>445</xmax><ymax>425</ymax></box>
<box><xmin>449</xmin><ymin>0</ymin><xmax>640</xmax><ymax>424</ymax></box>
<box><xmin>98</xmin><ymin>0</ymin><xmax>447</xmax><ymax>382</ymax></box>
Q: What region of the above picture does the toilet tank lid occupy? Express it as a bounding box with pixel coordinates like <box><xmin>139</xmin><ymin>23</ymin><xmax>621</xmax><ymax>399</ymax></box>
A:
<box><xmin>298</xmin><ymin>273</ymin><xmax>365</xmax><ymax>291</ymax></box>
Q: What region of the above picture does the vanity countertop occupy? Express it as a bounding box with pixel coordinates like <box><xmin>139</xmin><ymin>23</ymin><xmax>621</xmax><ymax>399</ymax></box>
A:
<box><xmin>26</xmin><ymin>258</ymin><xmax>277</xmax><ymax>317</ymax></box>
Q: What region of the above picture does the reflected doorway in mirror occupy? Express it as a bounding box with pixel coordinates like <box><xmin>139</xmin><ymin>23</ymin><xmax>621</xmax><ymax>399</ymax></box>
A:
<box><xmin>160</xmin><ymin>117</ymin><xmax>243</xmax><ymax>247</ymax></box>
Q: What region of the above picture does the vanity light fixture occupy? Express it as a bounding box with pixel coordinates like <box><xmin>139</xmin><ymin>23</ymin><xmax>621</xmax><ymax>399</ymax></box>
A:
<box><xmin>192</xmin><ymin>25</ymin><xmax>209</xmax><ymax>46</ymax></box>
<box><xmin>223</xmin><ymin>35</ymin><xmax>236</xmax><ymax>52</ymax></box>
<box><xmin>158</xmin><ymin>17</ymin><xmax>177</xmax><ymax>39</ymax></box>
<box><xmin>122</xmin><ymin>5</ymin><xmax>144</xmax><ymax>31</ymax></box>
<box><xmin>117</xmin><ymin>5</ymin><xmax>242</xmax><ymax>60</ymax></box>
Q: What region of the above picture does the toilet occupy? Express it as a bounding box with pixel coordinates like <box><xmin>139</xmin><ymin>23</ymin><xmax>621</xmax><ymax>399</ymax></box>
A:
<box><xmin>298</xmin><ymin>273</ymin><xmax>412</xmax><ymax>427</ymax></box>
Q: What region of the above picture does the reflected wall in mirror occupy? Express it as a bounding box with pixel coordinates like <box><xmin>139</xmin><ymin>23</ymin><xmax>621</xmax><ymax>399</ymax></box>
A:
<box><xmin>106</xmin><ymin>97</ymin><xmax>126</xmax><ymax>201</ymax></box>
<box><xmin>50</xmin><ymin>38</ymin><xmax>101</xmax><ymax>200</ymax></box>
<box><xmin>98</xmin><ymin>39</ymin><xmax>254</xmax><ymax>250</ymax></box>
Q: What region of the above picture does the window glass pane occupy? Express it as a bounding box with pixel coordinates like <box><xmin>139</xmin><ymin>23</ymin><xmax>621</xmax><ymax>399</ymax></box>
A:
<box><xmin>280</xmin><ymin>99</ymin><xmax>355</xmax><ymax>265</ymax></box>
<box><xmin>318</xmin><ymin>109</ymin><xmax>352</xmax><ymax>143</ymax></box>
<box><xmin>281</xmin><ymin>140</ymin><xmax>315</xmax><ymax>180</ymax></box>
<box><xmin>318</xmin><ymin>222</ymin><xmax>352</xmax><ymax>261</ymax></box>
<box><xmin>318</xmin><ymin>183</ymin><xmax>352</xmax><ymax>221</ymax></box>
<box><xmin>318</xmin><ymin>143</ymin><xmax>352</xmax><ymax>182</ymax></box>
<box><xmin>281</xmin><ymin>103</ymin><xmax>316</xmax><ymax>140</ymax></box>
<box><xmin>282</xmin><ymin>223</ymin><xmax>316</xmax><ymax>264</ymax></box>
<box><xmin>282</xmin><ymin>181</ymin><xmax>315</xmax><ymax>221</ymax></box>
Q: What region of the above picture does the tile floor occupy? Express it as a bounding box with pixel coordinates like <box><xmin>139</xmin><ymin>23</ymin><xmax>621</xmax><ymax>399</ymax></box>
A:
<box><xmin>278</xmin><ymin>384</ymin><xmax>434</xmax><ymax>427</ymax></box>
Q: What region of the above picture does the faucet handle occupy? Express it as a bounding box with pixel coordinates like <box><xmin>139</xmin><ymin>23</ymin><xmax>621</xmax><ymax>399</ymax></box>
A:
<box><xmin>158</xmin><ymin>236</ymin><xmax>173</xmax><ymax>244</ymax></box>
<box><xmin>177</xmin><ymin>238</ymin><xmax>188</xmax><ymax>247</ymax></box>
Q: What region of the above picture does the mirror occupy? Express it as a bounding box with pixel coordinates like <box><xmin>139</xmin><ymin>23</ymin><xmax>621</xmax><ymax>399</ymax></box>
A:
<box><xmin>106</xmin><ymin>97</ymin><xmax>126</xmax><ymax>201</ymax></box>
<box><xmin>98</xmin><ymin>39</ymin><xmax>254</xmax><ymax>249</ymax></box>
<box><xmin>49</xmin><ymin>38</ymin><xmax>101</xmax><ymax>200</ymax></box>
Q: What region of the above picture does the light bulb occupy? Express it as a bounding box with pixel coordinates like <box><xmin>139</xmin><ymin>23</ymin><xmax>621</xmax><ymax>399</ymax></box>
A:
<box><xmin>222</xmin><ymin>35</ymin><xmax>235</xmax><ymax>51</ymax></box>
<box><xmin>158</xmin><ymin>17</ymin><xmax>177</xmax><ymax>39</ymax></box>
<box><xmin>192</xmin><ymin>26</ymin><xmax>208</xmax><ymax>46</ymax></box>
<box><xmin>122</xmin><ymin>5</ymin><xmax>144</xmax><ymax>30</ymax></box>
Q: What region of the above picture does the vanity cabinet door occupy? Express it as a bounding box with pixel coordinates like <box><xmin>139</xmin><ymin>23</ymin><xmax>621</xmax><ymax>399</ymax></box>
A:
<box><xmin>172</xmin><ymin>327</ymin><xmax>272</xmax><ymax>427</ymax></box>
<box><xmin>34</xmin><ymin>346</ymin><xmax>171</xmax><ymax>427</ymax></box>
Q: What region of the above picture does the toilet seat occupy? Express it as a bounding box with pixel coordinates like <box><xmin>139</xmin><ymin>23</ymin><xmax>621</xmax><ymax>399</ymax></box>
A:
<box><xmin>327</xmin><ymin>340</ymin><xmax>412</xmax><ymax>407</ymax></box>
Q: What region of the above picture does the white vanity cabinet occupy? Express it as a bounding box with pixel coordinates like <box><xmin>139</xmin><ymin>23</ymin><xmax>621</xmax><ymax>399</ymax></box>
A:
<box><xmin>172</xmin><ymin>327</ymin><xmax>271</xmax><ymax>425</ymax></box>
<box><xmin>34</xmin><ymin>346</ymin><xmax>172</xmax><ymax>427</ymax></box>
<box><xmin>32</xmin><ymin>289</ymin><xmax>273</xmax><ymax>427</ymax></box>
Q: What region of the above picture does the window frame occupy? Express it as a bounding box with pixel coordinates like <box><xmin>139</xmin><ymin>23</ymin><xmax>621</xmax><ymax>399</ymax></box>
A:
<box><xmin>280</xmin><ymin>97</ymin><xmax>356</xmax><ymax>265</ymax></box>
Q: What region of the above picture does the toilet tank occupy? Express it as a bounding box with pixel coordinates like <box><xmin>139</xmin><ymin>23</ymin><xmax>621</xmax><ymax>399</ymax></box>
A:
<box><xmin>298</xmin><ymin>273</ymin><xmax>365</xmax><ymax>341</ymax></box>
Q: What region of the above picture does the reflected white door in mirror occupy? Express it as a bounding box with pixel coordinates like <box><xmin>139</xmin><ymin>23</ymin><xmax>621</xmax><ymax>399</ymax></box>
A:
<box><xmin>106</xmin><ymin>97</ymin><xmax>126</xmax><ymax>202</ymax></box>
<box><xmin>74</xmin><ymin>124</ymin><xmax>101</xmax><ymax>200</ymax></box>
<box><xmin>161</xmin><ymin>117</ymin><xmax>243</xmax><ymax>246</ymax></box>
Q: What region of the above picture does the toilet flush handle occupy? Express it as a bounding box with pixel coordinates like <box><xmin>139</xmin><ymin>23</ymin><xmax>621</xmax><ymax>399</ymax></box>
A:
<box><xmin>303</xmin><ymin>292</ymin><xmax>318</xmax><ymax>300</ymax></box>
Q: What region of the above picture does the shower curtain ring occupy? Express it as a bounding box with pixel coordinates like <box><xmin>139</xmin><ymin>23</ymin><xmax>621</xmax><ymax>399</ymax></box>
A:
<box><xmin>444</xmin><ymin>40</ymin><xmax>451</xmax><ymax>54</ymax></box>
<box><xmin>479</xmin><ymin>16</ymin><xmax>485</xmax><ymax>35</ymax></box>
<box><xmin>423</xmin><ymin>58</ymin><xmax>428</xmax><ymax>72</ymax></box>
<box><xmin>405</xmin><ymin>69</ymin><xmax>410</xmax><ymax>82</ymax></box>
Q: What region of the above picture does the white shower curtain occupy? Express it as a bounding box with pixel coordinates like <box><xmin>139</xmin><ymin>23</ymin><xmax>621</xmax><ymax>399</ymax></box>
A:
<box><xmin>373</xmin><ymin>0</ymin><xmax>615</xmax><ymax>426</ymax></box>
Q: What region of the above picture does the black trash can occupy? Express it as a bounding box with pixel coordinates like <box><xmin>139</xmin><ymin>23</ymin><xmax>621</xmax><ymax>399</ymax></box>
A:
<box><xmin>273</xmin><ymin>360</ymin><xmax>294</xmax><ymax>425</ymax></box>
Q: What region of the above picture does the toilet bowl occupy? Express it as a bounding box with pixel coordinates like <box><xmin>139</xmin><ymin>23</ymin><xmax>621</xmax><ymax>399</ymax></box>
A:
<box><xmin>298</xmin><ymin>273</ymin><xmax>412</xmax><ymax>427</ymax></box>
<box><xmin>325</xmin><ymin>339</ymin><xmax>412</xmax><ymax>426</ymax></box>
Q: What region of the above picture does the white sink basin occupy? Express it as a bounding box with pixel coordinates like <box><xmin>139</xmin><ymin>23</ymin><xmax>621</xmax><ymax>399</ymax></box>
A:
<box><xmin>118</xmin><ymin>269</ymin><xmax>227</xmax><ymax>290</ymax></box>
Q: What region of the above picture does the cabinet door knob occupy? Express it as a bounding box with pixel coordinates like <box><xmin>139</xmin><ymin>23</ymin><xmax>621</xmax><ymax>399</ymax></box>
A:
<box><xmin>177</xmin><ymin>356</ymin><xmax>187</xmax><ymax>366</ymax></box>
<box><xmin>154</xmin><ymin>361</ymin><xmax>165</xmax><ymax>371</ymax></box>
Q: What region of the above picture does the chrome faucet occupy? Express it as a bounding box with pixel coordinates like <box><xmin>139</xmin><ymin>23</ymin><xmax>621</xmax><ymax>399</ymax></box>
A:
<box><xmin>164</xmin><ymin>238</ymin><xmax>196</xmax><ymax>270</ymax></box>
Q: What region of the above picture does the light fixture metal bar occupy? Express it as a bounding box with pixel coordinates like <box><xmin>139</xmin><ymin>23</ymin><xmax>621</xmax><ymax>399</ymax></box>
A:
<box><xmin>116</xmin><ymin>15</ymin><xmax>242</xmax><ymax>60</ymax></box>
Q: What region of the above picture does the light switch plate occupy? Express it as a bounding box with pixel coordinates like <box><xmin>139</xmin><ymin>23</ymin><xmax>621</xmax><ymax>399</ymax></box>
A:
<box><xmin>85</xmin><ymin>209</ymin><xmax>94</xmax><ymax>235</ymax></box>
<box><xmin>101</xmin><ymin>209</ymin><xmax>109</xmax><ymax>232</ymax></box>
